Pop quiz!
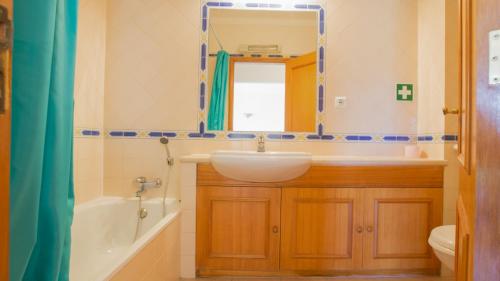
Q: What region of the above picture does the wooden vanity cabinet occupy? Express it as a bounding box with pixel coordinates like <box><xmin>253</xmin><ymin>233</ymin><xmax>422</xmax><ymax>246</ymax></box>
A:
<box><xmin>196</xmin><ymin>164</ymin><xmax>444</xmax><ymax>276</ymax></box>
<box><xmin>196</xmin><ymin>185</ymin><xmax>281</xmax><ymax>274</ymax></box>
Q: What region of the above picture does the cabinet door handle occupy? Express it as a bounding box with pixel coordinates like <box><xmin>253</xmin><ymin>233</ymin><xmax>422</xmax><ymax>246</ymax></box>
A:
<box><xmin>356</xmin><ymin>226</ymin><xmax>363</xmax><ymax>233</ymax></box>
<box><xmin>366</xmin><ymin>226</ymin><xmax>373</xmax><ymax>233</ymax></box>
<box><xmin>272</xmin><ymin>226</ymin><xmax>279</xmax><ymax>234</ymax></box>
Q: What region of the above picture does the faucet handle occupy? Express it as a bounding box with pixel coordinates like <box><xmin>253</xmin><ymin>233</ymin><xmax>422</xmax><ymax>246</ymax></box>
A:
<box><xmin>155</xmin><ymin>178</ymin><xmax>162</xmax><ymax>186</ymax></box>
<box><xmin>136</xmin><ymin>176</ymin><xmax>147</xmax><ymax>184</ymax></box>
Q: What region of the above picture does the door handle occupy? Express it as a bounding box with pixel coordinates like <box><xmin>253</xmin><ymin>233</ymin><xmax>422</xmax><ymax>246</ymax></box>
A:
<box><xmin>366</xmin><ymin>226</ymin><xmax>373</xmax><ymax>233</ymax></box>
<box><xmin>442</xmin><ymin>107</ymin><xmax>460</xmax><ymax>115</ymax></box>
<box><xmin>356</xmin><ymin>226</ymin><xmax>364</xmax><ymax>233</ymax></box>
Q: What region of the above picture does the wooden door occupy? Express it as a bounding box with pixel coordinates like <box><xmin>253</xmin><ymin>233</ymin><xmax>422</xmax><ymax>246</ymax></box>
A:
<box><xmin>0</xmin><ymin>1</ymin><xmax>12</xmax><ymax>280</ymax></box>
<box><xmin>362</xmin><ymin>188</ymin><xmax>442</xmax><ymax>272</ymax></box>
<box><xmin>280</xmin><ymin>188</ymin><xmax>363</xmax><ymax>272</ymax></box>
<box><xmin>468</xmin><ymin>0</ymin><xmax>500</xmax><ymax>280</ymax></box>
<box><xmin>285</xmin><ymin>52</ymin><xmax>316</xmax><ymax>132</ymax></box>
<box><xmin>196</xmin><ymin>186</ymin><xmax>281</xmax><ymax>275</ymax></box>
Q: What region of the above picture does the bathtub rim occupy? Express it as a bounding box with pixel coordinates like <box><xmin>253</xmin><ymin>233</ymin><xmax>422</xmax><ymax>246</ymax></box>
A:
<box><xmin>71</xmin><ymin>196</ymin><xmax>180</xmax><ymax>281</ymax></box>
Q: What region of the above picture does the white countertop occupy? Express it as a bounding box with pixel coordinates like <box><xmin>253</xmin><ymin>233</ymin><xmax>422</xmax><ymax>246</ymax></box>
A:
<box><xmin>179</xmin><ymin>153</ymin><xmax>447</xmax><ymax>166</ymax></box>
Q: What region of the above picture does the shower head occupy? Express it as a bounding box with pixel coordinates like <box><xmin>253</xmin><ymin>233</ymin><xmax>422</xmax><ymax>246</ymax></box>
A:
<box><xmin>160</xmin><ymin>137</ymin><xmax>173</xmax><ymax>165</ymax></box>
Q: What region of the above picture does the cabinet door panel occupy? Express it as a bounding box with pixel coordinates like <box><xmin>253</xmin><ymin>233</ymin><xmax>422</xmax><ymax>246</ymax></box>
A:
<box><xmin>281</xmin><ymin>188</ymin><xmax>363</xmax><ymax>271</ymax></box>
<box><xmin>363</xmin><ymin>188</ymin><xmax>442</xmax><ymax>271</ymax></box>
<box><xmin>196</xmin><ymin>186</ymin><xmax>281</xmax><ymax>273</ymax></box>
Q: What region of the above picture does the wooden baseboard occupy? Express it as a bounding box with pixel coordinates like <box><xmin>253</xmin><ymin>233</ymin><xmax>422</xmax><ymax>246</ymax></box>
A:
<box><xmin>197</xmin><ymin>268</ymin><xmax>441</xmax><ymax>277</ymax></box>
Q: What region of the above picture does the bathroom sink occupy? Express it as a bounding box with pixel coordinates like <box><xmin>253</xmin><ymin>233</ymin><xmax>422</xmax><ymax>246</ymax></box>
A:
<box><xmin>210</xmin><ymin>150</ymin><xmax>312</xmax><ymax>182</ymax></box>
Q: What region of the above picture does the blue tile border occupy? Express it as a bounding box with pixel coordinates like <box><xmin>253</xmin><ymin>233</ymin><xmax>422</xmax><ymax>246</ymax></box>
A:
<box><xmin>82</xmin><ymin>130</ymin><xmax>100</xmax><ymax>136</ymax></box>
<box><xmin>442</xmin><ymin>135</ymin><xmax>458</xmax><ymax>142</ymax></box>
<box><xmin>267</xmin><ymin>133</ymin><xmax>295</xmax><ymax>140</ymax></box>
<box><xmin>148</xmin><ymin>131</ymin><xmax>177</xmax><ymax>138</ymax></box>
<box><xmin>227</xmin><ymin>133</ymin><xmax>256</xmax><ymax>139</ymax></box>
<box><xmin>383</xmin><ymin>135</ymin><xmax>411</xmax><ymax>142</ymax></box>
<box><xmin>245</xmin><ymin>3</ymin><xmax>282</xmax><ymax>9</ymax></box>
<box><xmin>74</xmin><ymin>128</ymin><xmax>101</xmax><ymax>138</ymax></box>
<box><xmin>345</xmin><ymin>135</ymin><xmax>373</xmax><ymax>142</ymax></box>
<box><xmin>109</xmin><ymin>131</ymin><xmax>138</xmax><ymax>137</ymax></box>
<box><xmin>417</xmin><ymin>134</ymin><xmax>458</xmax><ymax>144</ymax></box>
<box><xmin>418</xmin><ymin>135</ymin><xmax>434</xmax><ymax>142</ymax></box>
<box><xmin>294</xmin><ymin>4</ymin><xmax>322</xmax><ymax>10</ymax></box>
<box><xmin>206</xmin><ymin>2</ymin><xmax>234</xmax><ymax>7</ymax></box>
<box><xmin>81</xmin><ymin>128</ymin><xmax>456</xmax><ymax>145</ymax></box>
<box><xmin>209</xmin><ymin>53</ymin><xmax>302</xmax><ymax>58</ymax></box>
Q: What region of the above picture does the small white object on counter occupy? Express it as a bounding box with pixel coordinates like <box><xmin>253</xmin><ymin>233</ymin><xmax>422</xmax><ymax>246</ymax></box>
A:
<box><xmin>404</xmin><ymin>145</ymin><xmax>422</xmax><ymax>158</ymax></box>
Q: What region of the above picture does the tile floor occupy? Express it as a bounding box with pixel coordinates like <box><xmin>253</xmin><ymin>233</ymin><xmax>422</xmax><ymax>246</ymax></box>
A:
<box><xmin>182</xmin><ymin>275</ymin><xmax>454</xmax><ymax>281</ymax></box>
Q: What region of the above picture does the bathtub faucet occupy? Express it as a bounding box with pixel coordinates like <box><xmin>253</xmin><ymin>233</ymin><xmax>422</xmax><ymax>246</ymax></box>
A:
<box><xmin>135</xmin><ymin>176</ymin><xmax>162</xmax><ymax>197</ymax></box>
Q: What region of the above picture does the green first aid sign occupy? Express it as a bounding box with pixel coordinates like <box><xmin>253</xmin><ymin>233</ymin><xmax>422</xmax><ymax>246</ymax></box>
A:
<box><xmin>397</xmin><ymin>84</ymin><xmax>414</xmax><ymax>101</ymax></box>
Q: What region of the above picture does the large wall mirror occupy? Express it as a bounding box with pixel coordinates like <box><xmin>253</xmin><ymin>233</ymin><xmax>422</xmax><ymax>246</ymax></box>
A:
<box><xmin>206</xmin><ymin>7</ymin><xmax>320</xmax><ymax>133</ymax></box>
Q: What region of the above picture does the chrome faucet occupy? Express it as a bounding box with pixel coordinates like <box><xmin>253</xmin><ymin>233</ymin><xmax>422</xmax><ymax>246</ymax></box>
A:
<box><xmin>135</xmin><ymin>176</ymin><xmax>162</xmax><ymax>197</ymax></box>
<box><xmin>257</xmin><ymin>135</ymin><xmax>265</xmax><ymax>152</ymax></box>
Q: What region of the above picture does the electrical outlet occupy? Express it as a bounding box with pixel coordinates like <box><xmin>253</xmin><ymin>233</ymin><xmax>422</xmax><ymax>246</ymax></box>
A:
<box><xmin>335</xmin><ymin>96</ymin><xmax>347</xmax><ymax>108</ymax></box>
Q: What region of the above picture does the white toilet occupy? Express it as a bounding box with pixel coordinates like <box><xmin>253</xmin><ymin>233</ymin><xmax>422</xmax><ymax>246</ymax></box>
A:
<box><xmin>428</xmin><ymin>225</ymin><xmax>456</xmax><ymax>271</ymax></box>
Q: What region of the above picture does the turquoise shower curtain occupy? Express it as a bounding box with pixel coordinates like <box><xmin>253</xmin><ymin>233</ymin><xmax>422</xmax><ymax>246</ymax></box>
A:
<box><xmin>10</xmin><ymin>0</ymin><xmax>78</xmax><ymax>280</ymax></box>
<box><xmin>207</xmin><ymin>50</ymin><xmax>229</xmax><ymax>130</ymax></box>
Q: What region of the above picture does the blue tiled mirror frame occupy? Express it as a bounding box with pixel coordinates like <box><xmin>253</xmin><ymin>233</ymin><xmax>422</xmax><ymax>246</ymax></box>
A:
<box><xmin>198</xmin><ymin>1</ymin><xmax>327</xmax><ymax>141</ymax></box>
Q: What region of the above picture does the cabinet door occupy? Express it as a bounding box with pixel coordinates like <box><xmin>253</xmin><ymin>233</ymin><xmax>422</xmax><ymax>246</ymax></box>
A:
<box><xmin>363</xmin><ymin>188</ymin><xmax>442</xmax><ymax>271</ymax></box>
<box><xmin>196</xmin><ymin>186</ymin><xmax>281</xmax><ymax>274</ymax></box>
<box><xmin>281</xmin><ymin>188</ymin><xmax>363</xmax><ymax>271</ymax></box>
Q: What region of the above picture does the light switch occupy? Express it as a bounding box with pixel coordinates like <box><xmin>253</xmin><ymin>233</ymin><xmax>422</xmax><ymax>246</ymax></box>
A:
<box><xmin>335</xmin><ymin>96</ymin><xmax>347</xmax><ymax>108</ymax></box>
<box><xmin>489</xmin><ymin>29</ymin><xmax>500</xmax><ymax>85</ymax></box>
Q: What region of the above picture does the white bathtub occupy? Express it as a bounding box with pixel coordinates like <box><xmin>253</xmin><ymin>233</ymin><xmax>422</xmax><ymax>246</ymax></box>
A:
<box><xmin>70</xmin><ymin>197</ymin><xmax>180</xmax><ymax>281</ymax></box>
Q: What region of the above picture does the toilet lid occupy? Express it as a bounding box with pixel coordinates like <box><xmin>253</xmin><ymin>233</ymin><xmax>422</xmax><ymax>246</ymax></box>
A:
<box><xmin>430</xmin><ymin>225</ymin><xmax>456</xmax><ymax>251</ymax></box>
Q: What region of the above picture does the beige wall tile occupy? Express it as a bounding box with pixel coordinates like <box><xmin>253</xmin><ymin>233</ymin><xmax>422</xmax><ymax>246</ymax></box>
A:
<box><xmin>417</xmin><ymin>0</ymin><xmax>446</xmax><ymax>147</ymax></box>
<box><xmin>74</xmin><ymin>138</ymin><xmax>103</xmax><ymax>204</ymax></box>
<box><xmin>73</xmin><ymin>0</ymin><xmax>106</xmax><ymax>204</ymax></box>
<box><xmin>324</xmin><ymin>0</ymin><xmax>418</xmax><ymax>134</ymax></box>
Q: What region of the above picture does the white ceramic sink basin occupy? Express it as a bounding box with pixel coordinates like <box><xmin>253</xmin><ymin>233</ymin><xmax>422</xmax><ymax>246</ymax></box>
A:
<box><xmin>210</xmin><ymin>150</ymin><xmax>312</xmax><ymax>183</ymax></box>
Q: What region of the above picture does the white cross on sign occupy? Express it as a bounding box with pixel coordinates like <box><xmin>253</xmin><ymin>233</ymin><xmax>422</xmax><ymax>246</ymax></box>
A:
<box><xmin>399</xmin><ymin>86</ymin><xmax>412</xmax><ymax>100</ymax></box>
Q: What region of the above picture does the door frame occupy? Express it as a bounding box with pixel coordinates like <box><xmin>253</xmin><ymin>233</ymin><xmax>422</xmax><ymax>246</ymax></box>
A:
<box><xmin>0</xmin><ymin>1</ymin><xmax>12</xmax><ymax>279</ymax></box>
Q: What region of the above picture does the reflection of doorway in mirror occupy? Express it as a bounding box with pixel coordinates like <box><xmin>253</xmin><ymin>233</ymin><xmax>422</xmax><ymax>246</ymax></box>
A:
<box><xmin>285</xmin><ymin>52</ymin><xmax>317</xmax><ymax>132</ymax></box>
<box><xmin>233</xmin><ymin>62</ymin><xmax>286</xmax><ymax>131</ymax></box>
<box><xmin>228</xmin><ymin>54</ymin><xmax>317</xmax><ymax>133</ymax></box>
